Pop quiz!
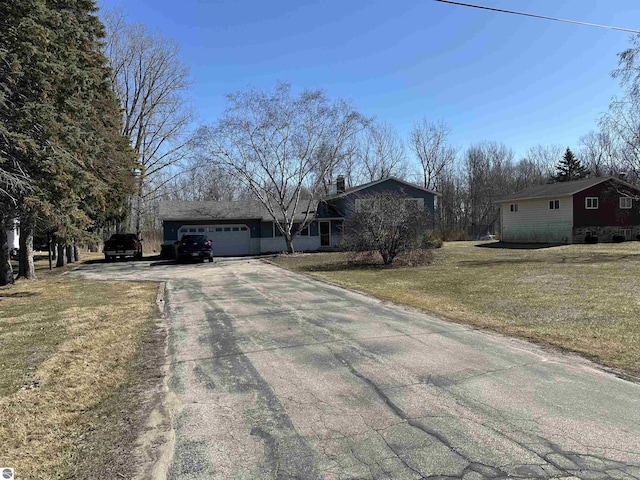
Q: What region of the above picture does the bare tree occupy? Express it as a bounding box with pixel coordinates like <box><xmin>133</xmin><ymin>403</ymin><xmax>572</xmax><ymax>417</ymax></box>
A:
<box><xmin>579</xmin><ymin>130</ymin><xmax>620</xmax><ymax>176</ymax></box>
<box><xmin>343</xmin><ymin>192</ymin><xmax>431</xmax><ymax>265</ymax></box>
<box><xmin>357</xmin><ymin>121</ymin><xmax>408</xmax><ymax>182</ymax></box>
<box><xmin>104</xmin><ymin>10</ymin><xmax>193</xmax><ymax>235</ymax></box>
<box><xmin>201</xmin><ymin>83</ymin><xmax>365</xmax><ymax>253</ymax></box>
<box><xmin>410</xmin><ymin>118</ymin><xmax>457</xmax><ymax>190</ymax></box>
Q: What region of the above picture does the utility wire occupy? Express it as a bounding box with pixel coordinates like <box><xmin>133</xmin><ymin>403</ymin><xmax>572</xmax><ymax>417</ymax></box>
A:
<box><xmin>434</xmin><ymin>0</ymin><xmax>640</xmax><ymax>34</ymax></box>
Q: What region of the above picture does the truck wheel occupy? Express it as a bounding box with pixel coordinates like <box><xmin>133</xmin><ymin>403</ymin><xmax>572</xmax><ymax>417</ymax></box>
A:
<box><xmin>105</xmin><ymin>255</ymin><xmax>110</xmax><ymax>262</ymax></box>
<box><xmin>208</xmin><ymin>256</ymin><xmax>213</xmax><ymax>262</ymax></box>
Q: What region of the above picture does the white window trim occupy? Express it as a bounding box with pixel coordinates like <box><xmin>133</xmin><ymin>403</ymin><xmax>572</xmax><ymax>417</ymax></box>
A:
<box><xmin>549</xmin><ymin>200</ymin><xmax>560</xmax><ymax>210</ymax></box>
<box><xmin>620</xmin><ymin>228</ymin><xmax>632</xmax><ymax>239</ymax></box>
<box><xmin>510</xmin><ymin>203</ymin><xmax>518</xmax><ymax>212</ymax></box>
<box><xmin>585</xmin><ymin>197</ymin><xmax>599</xmax><ymax>209</ymax></box>
<box><xmin>620</xmin><ymin>197</ymin><xmax>633</xmax><ymax>209</ymax></box>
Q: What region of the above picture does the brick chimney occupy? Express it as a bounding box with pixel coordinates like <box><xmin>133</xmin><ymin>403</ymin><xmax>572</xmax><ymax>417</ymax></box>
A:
<box><xmin>336</xmin><ymin>175</ymin><xmax>345</xmax><ymax>193</ymax></box>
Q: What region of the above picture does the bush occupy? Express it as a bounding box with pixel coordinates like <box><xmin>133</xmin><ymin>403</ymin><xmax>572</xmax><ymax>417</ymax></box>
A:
<box><xmin>612</xmin><ymin>234</ymin><xmax>625</xmax><ymax>243</ymax></box>
<box><xmin>422</xmin><ymin>232</ymin><xmax>443</xmax><ymax>249</ymax></box>
<box><xmin>636</xmin><ymin>234</ymin><xmax>640</xmax><ymax>241</ymax></box>
<box><xmin>585</xmin><ymin>235</ymin><xmax>598</xmax><ymax>244</ymax></box>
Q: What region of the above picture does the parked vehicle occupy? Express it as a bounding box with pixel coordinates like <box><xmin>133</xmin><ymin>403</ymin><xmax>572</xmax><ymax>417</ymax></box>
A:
<box><xmin>175</xmin><ymin>234</ymin><xmax>213</xmax><ymax>262</ymax></box>
<box><xmin>103</xmin><ymin>233</ymin><xmax>143</xmax><ymax>261</ymax></box>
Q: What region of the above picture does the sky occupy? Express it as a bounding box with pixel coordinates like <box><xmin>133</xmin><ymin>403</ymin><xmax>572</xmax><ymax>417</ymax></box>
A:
<box><xmin>96</xmin><ymin>0</ymin><xmax>640</xmax><ymax>159</ymax></box>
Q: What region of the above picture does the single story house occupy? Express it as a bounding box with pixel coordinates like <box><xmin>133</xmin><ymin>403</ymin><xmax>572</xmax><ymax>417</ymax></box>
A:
<box><xmin>159</xmin><ymin>176</ymin><xmax>439</xmax><ymax>256</ymax></box>
<box><xmin>496</xmin><ymin>176</ymin><xmax>640</xmax><ymax>244</ymax></box>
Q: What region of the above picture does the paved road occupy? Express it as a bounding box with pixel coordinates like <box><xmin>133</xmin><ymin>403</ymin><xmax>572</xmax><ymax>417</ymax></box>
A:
<box><xmin>71</xmin><ymin>258</ymin><xmax>640</xmax><ymax>480</ymax></box>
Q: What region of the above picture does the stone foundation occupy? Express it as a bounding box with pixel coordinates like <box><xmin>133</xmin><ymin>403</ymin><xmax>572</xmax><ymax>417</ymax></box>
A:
<box><xmin>572</xmin><ymin>226</ymin><xmax>640</xmax><ymax>243</ymax></box>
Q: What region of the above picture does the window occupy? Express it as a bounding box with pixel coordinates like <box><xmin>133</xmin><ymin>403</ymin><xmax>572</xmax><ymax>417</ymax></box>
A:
<box><xmin>273</xmin><ymin>223</ymin><xmax>283</xmax><ymax>236</ymax></box>
<box><xmin>585</xmin><ymin>197</ymin><xmax>599</xmax><ymax>209</ymax></box>
<box><xmin>240</xmin><ymin>227</ymin><xmax>248</xmax><ymax>231</ymax></box>
<box><xmin>509</xmin><ymin>204</ymin><xmax>518</xmax><ymax>212</ymax></box>
<box><xmin>198</xmin><ymin>228</ymin><xmax>205</xmax><ymax>232</ymax></box>
<box><xmin>232</xmin><ymin>227</ymin><xmax>239</xmax><ymax>231</ymax></box>
<box><xmin>620</xmin><ymin>197</ymin><xmax>633</xmax><ymax>209</ymax></box>
<box><xmin>549</xmin><ymin>200</ymin><xmax>559</xmax><ymax>210</ymax></box>
<box><xmin>224</xmin><ymin>227</ymin><xmax>231</xmax><ymax>232</ymax></box>
<box><xmin>189</xmin><ymin>228</ymin><xmax>196</xmax><ymax>232</ymax></box>
<box><xmin>180</xmin><ymin>228</ymin><xmax>187</xmax><ymax>233</ymax></box>
<box><xmin>620</xmin><ymin>228</ymin><xmax>632</xmax><ymax>239</ymax></box>
<box><xmin>215</xmin><ymin>227</ymin><xmax>222</xmax><ymax>232</ymax></box>
<box><xmin>207</xmin><ymin>227</ymin><xmax>215</xmax><ymax>232</ymax></box>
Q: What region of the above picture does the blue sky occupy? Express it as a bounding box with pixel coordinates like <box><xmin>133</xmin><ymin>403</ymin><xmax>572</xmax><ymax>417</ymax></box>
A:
<box><xmin>96</xmin><ymin>0</ymin><xmax>640</xmax><ymax>158</ymax></box>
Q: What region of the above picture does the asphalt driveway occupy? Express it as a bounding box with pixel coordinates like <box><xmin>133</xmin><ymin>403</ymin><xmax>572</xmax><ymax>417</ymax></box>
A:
<box><xmin>70</xmin><ymin>258</ymin><xmax>640</xmax><ymax>479</ymax></box>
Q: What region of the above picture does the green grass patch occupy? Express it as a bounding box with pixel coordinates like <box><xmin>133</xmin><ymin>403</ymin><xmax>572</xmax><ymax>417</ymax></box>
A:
<box><xmin>271</xmin><ymin>242</ymin><xmax>640</xmax><ymax>377</ymax></box>
<box><xmin>0</xmin><ymin>254</ymin><xmax>160</xmax><ymax>479</ymax></box>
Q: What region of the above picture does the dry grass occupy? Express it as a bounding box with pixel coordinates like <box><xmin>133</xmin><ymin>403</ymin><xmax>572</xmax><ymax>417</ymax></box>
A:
<box><xmin>0</xmin><ymin>255</ymin><xmax>159</xmax><ymax>479</ymax></box>
<box><xmin>271</xmin><ymin>241</ymin><xmax>640</xmax><ymax>377</ymax></box>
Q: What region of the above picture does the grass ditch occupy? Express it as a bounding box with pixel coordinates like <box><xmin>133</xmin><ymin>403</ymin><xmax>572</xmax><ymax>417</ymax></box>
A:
<box><xmin>270</xmin><ymin>241</ymin><xmax>640</xmax><ymax>378</ymax></box>
<box><xmin>0</xmin><ymin>254</ymin><xmax>161</xmax><ymax>479</ymax></box>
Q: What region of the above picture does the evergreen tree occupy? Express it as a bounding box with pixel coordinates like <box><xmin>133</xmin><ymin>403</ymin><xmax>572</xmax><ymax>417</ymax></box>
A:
<box><xmin>0</xmin><ymin>0</ymin><xmax>136</xmax><ymax>283</ymax></box>
<box><xmin>554</xmin><ymin>147</ymin><xmax>588</xmax><ymax>182</ymax></box>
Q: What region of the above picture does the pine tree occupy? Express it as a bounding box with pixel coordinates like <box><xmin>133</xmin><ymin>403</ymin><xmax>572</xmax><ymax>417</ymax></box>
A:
<box><xmin>554</xmin><ymin>147</ymin><xmax>588</xmax><ymax>182</ymax></box>
<box><xmin>0</xmin><ymin>0</ymin><xmax>136</xmax><ymax>283</ymax></box>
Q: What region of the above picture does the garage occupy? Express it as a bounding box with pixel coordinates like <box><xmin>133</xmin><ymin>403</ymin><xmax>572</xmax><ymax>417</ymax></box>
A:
<box><xmin>178</xmin><ymin>224</ymin><xmax>252</xmax><ymax>256</ymax></box>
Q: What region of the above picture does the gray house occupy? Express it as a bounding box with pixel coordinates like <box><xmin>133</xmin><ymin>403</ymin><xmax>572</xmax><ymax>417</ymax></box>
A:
<box><xmin>159</xmin><ymin>176</ymin><xmax>439</xmax><ymax>256</ymax></box>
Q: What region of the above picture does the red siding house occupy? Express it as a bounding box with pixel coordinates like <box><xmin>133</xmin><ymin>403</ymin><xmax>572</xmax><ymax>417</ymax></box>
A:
<box><xmin>497</xmin><ymin>177</ymin><xmax>640</xmax><ymax>244</ymax></box>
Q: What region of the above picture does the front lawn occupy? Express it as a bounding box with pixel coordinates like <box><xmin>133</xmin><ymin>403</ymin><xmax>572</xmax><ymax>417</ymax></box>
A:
<box><xmin>270</xmin><ymin>241</ymin><xmax>640</xmax><ymax>378</ymax></box>
<box><xmin>0</xmin><ymin>254</ymin><xmax>161</xmax><ymax>479</ymax></box>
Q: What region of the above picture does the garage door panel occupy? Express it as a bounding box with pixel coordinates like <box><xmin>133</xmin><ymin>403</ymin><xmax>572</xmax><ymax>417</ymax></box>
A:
<box><xmin>210</xmin><ymin>225</ymin><xmax>251</xmax><ymax>256</ymax></box>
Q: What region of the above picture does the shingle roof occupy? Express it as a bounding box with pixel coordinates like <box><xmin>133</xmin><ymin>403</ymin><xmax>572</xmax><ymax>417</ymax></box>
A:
<box><xmin>158</xmin><ymin>199</ymin><xmax>318</xmax><ymax>222</ymax></box>
<box><xmin>496</xmin><ymin>177</ymin><xmax>615</xmax><ymax>203</ymax></box>
<box><xmin>322</xmin><ymin>176</ymin><xmax>441</xmax><ymax>200</ymax></box>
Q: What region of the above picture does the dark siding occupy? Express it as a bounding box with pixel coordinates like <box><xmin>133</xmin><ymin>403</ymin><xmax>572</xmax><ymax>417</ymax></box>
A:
<box><xmin>323</xmin><ymin>179</ymin><xmax>437</xmax><ymax>226</ymax></box>
<box><xmin>573</xmin><ymin>180</ymin><xmax>640</xmax><ymax>227</ymax></box>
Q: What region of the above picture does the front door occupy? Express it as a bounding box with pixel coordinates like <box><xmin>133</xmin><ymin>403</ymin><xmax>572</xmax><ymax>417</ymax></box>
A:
<box><xmin>320</xmin><ymin>221</ymin><xmax>331</xmax><ymax>247</ymax></box>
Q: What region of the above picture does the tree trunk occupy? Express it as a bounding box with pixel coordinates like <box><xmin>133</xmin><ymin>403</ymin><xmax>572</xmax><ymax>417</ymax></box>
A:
<box><xmin>18</xmin><ymin>215</ymin><xmax>35</xmax><ymax>280</ymax></box>
<box><xmin>56</xmin><ymin>244</ymin><xmax>67</xmax><ymax>267</ymax></box>
<box><xmin>52</xmin><ymin>242</ymin><xmax>57</xmax><ymax>260</ymax></box>
<box><xmin>0</xmin><ymin>222</ymin><xmax>14</xmax><ymax>286</ymax></box>
<box><xmin>66</xmin><ymin>245</ymin><xmax>75</xmax><ymax>263</ymax></box>
<box><xmin>74</xmin><ymin>245</ymin><xmax>80</xmax><ymax>262</ymax></box>
<box><xmin>284</xmin><ymin>234</ymin><xmax>295</xmax><ymax>254</ymax></box>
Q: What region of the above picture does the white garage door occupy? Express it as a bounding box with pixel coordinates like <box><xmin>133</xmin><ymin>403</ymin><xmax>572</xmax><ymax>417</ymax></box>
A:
<box><xmin>180</xmin><ymin>225</ymin><xmax>251</xmax><ymax>256</ymax></box>
<box><xmin>209</xmin><ymin>225</ymin><xmax>251</xmax><ymax>256</ymax></box>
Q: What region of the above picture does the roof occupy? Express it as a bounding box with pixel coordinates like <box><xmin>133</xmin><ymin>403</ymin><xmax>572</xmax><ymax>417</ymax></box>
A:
<box><xmin>159</xmin><ymin>199</ymin><xmax>318</xmax><ymax>222</ymax></box>
<box><xmin>322</xmin><ymin>176</ymin><xmax>441</xmax><ymax>200</ymax></box>
<box><xmin>495</xmin><ymin>176</ymin><xmax>637</xmax><ymax>203</ymax></box>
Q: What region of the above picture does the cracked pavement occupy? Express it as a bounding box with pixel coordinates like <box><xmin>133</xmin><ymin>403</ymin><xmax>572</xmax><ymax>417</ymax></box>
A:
<box><xmin>70</xmin><ymin>258</ymin><xmax>640</xmax><ymax>479</ymax></box>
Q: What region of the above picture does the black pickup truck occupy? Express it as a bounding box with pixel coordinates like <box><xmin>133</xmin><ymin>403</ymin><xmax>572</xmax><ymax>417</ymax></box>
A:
<box><xmin>103</xmin><ymin>234</ymin><xmax>143</xmax><ymax>261</ymax></box>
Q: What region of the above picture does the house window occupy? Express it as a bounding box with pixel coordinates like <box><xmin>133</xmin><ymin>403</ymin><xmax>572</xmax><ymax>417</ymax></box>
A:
<box><xmin>273</xmin><ymin>224</ymin><xmax>283</xmax><ymax>237</ymax></box>
<box><xmin>240</xmin><ymin>227</ymin><xmax>248</xmax><ymax>231</ymax></box>
<box><xmin>549</xmin><ymin>200</ymin><xmax>560</xmax><ymax>210</ymax></box>
<box><xmin>198</xmin><ymin>228</ymin><xmax>205</xmax><ymax>232</ymax></box>
<box><xmin>189</xmin><ymin>228</ymin><xmax>196</xmax><ymax>232</ymax></box>
<box><xmin>585</xmin><ymin>197</ymin><xmax>599</xmax><ymax>209</ymax></box>
<box><xmin>180</xmin><ymin>228</ymin><xmax>187</xmax><ymax>233</ymax></box>
<box><xmin>620</xmin><ymin>197</ymin><xmax>633</xmax><ymax>209</ymax></box>
<box><xmin>207</xmin><ymin>227</ymin><xmax>215</xmax><ymax>232</ymax></box>
<box><xmin>215</xmin><ymin>227</ymin><xmax>222</xmax><ymax>232</ymax></box>
<box><xmin>224</xmin><ymin>227</ymin><xmax>231</xmax><ymax>232</ymax></box>
<box><xmin>620</xmin><ymin>228</ymin><xmax>632</xmax><ymax>239</ymax></box>
<box><xmin>509</xmin><ymin>204</ymin><xmax>518</xmax><ymax>212</ymax></box>
<box><xmin>232</xmin><ymin>227</ymin><xmax>239</xmax><ymax>231</ymax></box>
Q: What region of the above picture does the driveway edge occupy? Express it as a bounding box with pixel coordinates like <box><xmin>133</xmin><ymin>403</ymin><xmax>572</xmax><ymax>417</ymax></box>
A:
<box><xmin>133</xmin><ymin>281</ymin><xmax>181</xmax><ymax>480</ymax></box>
